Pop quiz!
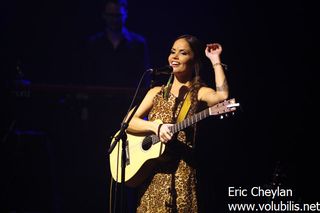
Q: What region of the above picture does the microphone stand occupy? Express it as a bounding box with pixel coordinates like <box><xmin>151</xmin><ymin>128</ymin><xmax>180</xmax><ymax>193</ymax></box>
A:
<box><xmin>107</xmin><ymin>69</ymin><xmax>151</xmax><ymax>213</ymax></box>
<box><xmin>149</xmin><ymin>70</ymin><xmax>155</xmax><ymax>89</ymax></box>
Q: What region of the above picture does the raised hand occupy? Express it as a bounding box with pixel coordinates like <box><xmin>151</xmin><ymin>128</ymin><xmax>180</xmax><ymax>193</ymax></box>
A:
<box><xmin>205</xmin><ymin>43</ymin><xmax>222</xmax><ymax>63</ymax></box>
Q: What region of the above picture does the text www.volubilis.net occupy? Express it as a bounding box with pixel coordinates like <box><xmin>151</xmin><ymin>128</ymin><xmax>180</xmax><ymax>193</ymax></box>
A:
<box><xmin>228</xmin><ymin>201</ymin><xmax>320</xmax><ymax>212</ymax></box>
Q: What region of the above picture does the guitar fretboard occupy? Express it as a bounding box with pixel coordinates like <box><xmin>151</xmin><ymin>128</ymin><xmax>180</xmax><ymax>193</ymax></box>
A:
<box><xmin>169</xmin><ymin>108</ymin><xmax>210</xmax><ymax>134</ymax></box>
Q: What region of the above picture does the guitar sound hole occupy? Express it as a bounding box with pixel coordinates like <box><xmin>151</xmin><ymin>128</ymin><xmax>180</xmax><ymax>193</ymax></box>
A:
<box><xmin>142</xmin><ymin>136</ymin><xmax>152</xmax><ymax>151</ymax></box>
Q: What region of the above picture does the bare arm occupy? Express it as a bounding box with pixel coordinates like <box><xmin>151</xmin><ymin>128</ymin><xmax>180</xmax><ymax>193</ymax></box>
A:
<box><xmin>126</xmin><ymin>86</ymin><xmax>173</xmax><ymax>142</ymax></box>
<box><xmin>199</xmin><ymin>43</ymin><xmax>229</xmax><ymax>106</ymax></box>
<box><xmin>126</xmin><ymin>86</ymin><xmax>162</xmax><ymax>135</ymax></box>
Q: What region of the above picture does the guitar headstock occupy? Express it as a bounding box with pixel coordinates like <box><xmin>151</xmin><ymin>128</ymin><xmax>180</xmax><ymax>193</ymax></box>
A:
<box><xmin>209</xmin><ymin>98</ymin><xmax>240</xmax><ymax>118</ymax></box>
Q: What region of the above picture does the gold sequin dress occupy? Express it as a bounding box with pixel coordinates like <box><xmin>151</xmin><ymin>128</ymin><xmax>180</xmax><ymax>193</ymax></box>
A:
<box><xmin>136</xmin><ymin>86</ymin><xmax>198</xmax><ymax>213</ymax></box>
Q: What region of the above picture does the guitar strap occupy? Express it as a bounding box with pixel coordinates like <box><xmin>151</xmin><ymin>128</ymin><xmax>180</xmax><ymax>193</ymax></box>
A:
<box><xmin>177</xmin><ymin>90</ymin><xmax>192</xmax><ymax>122</ymax></box>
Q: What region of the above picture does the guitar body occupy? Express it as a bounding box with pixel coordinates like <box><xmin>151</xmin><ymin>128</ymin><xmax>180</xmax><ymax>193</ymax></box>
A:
<box><xmin>109</xmin><ymin>120</ymin><xmax>165</xmax><ymax>187</ymax></box>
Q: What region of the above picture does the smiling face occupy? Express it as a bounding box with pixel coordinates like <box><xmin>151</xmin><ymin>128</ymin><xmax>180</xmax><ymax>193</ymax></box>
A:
<box><xmin>168</xmin><ymin>38</ymin><xmax>195</xmax><ymax>76</ymax></box>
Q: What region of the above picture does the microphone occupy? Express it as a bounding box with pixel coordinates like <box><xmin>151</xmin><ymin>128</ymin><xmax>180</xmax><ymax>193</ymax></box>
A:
<box><xmin>147</xmin><ymin>65</ymin><xmax>173</xmax><ymax>75</ymax></box>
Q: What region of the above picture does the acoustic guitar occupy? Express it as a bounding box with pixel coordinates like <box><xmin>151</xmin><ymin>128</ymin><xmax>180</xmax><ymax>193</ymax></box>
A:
<box><xmin>109</xmin><ymin>98</ymin><xmax>240</xmax><ymax>187</ymax></box>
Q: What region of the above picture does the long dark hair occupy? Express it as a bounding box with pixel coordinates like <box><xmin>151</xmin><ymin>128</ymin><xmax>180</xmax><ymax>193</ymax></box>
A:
<box><xmin>175</xmin><ymin>34</ymin><xmax>206</xmax><ymax>114</ymax></box>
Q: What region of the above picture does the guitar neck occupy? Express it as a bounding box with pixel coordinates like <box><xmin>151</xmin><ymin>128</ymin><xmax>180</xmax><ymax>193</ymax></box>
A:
<box><xmin>169</xmin><ymin>108</ymin><xmax>210</xmax><ymax>134</ymax></box>
<box><xmin>167</xmin><ymin>98</ymin><xmax>238</xmax><ymax>134</ymax></box>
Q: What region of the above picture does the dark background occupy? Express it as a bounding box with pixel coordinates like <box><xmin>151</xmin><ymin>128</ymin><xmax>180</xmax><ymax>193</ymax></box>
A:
<box><xmin>1</xmin><ymin>0</ymin><xmax>317</xmax><ymax>212</ymax></box>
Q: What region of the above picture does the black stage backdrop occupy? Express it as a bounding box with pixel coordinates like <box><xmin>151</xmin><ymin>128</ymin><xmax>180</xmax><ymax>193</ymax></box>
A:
<box><xmin>1</xmin><ymin>0</ymin><xmax>317</xmax><ymax>212</ymax></box>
